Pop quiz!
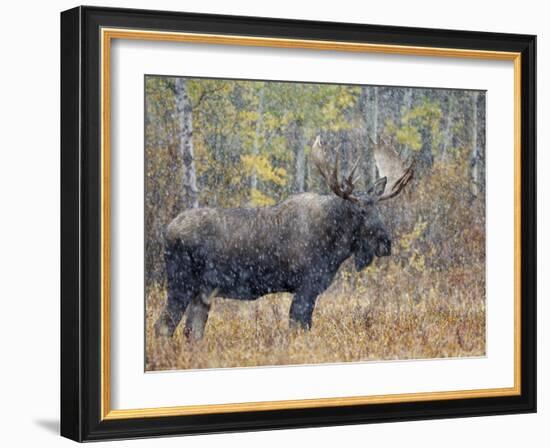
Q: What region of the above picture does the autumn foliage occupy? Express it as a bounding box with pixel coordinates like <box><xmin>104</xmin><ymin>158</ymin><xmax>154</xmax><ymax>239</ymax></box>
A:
<box><xmin>145</xmin><ymin>76</ymin><xmax>486</xmax><ymax>370</ymax></box>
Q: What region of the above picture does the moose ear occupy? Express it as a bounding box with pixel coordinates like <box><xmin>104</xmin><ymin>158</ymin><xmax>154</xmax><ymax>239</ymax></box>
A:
<box><xmin>368</xmin><ymin>177</ymin><xmax>387</xmax><ymax>197</ymax></box>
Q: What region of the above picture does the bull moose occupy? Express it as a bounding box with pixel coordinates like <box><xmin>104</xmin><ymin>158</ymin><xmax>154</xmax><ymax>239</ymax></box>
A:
<box><xmin>155</xmin><ymin>137</ymin><xmax>413</xmax><ymax>340</ymax></box>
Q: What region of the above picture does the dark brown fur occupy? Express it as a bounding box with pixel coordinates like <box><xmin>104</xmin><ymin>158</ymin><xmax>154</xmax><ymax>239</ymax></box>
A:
<box><xmin>155</xmin><ymin>192</ymin><xmax>391</xmax><ymax>339</ymax></box>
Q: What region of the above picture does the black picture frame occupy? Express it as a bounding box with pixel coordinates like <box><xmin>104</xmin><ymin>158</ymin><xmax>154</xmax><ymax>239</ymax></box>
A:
<box><xmin>61</xmin><ymin>5</ymin><xmax>536</xmax><ymax>442</ymax></box>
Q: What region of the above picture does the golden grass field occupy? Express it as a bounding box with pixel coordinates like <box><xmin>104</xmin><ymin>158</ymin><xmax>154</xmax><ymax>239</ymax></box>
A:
<box><xmin>145</xmin><ymin>259</ymin><xmax>485</xmax><ymax>371</ymax></box>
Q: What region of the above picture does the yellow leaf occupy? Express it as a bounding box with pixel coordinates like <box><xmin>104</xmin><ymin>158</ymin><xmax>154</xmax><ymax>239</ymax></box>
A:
<box><xmin>249</xmin><ymin>188</ymin><xmax>276</xmax><ymax>206</ymax></box>
<box><xmin>241</xmin><ymin>154</ymin><xmax>287</xmax><ymax>186</ymax></box>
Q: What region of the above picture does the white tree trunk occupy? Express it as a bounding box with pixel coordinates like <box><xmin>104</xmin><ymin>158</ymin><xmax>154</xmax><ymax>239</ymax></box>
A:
<box><xmin>403</xmin><ymin>88</ymin><xmax>413</xmax><ymax>112</ymax></box>
<box><xmin>251</xmin><ymin>85</ymin><xmax>264</xmax><ymax>191</ymax></box>
<box><xmin>441</xmin><ymin>92</ymin><xmax>457</xmax><ymax>161</ymax></box>
<box><xmin>292</xmin><ymin>121</ymin><xmax>306</xmax><ymax>193</ymax></box>
<box><xmin>362</xmin><ymin>86</ymin><xmax>379</xmax><ymax>185</ymax></box>
<box><xmin>471</xmin><ymin>91</ymin><xmax>479</xmax><ymax>197</ymax></box>
<box><xmin>470</xmin><ymin>91</ymin><xmax>486</xmax><ymax>197</ymax></box>
<box><xmin>294</xmin><ymin>145</ymin><xmax>306</xmax><ymax>192</ymax></box>
<box><xmin>174</xmin><ymin>78</ymin><xmax>199</xmax><ymax>209</ymax></box>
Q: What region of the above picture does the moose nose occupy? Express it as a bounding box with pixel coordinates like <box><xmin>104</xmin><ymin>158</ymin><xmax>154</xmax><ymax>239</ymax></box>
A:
<box><xmin>377</xmin><ymin>237</ymin><xmax>391</xmax><ymax>257</ymax></box>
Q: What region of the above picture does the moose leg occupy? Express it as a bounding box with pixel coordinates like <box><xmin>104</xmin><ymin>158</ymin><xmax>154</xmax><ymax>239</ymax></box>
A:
<box><xmin>154</xmin><ymin>290</ymin><xmax>191</xmax><ymax>337</ymax></box>
<box><xmin>184</xmin><ymin>295</ymin><xmax>212</xmax><ymax>341</ymax></box>
<box><xmin>155</xmin><ymin>242</ymin><xmax>195</xmax><ymax>337</ymax></box>
<box><xmin>289</xmin><ymin>291</ymin><xmax>318</xmax><ymax>330</ymax></box>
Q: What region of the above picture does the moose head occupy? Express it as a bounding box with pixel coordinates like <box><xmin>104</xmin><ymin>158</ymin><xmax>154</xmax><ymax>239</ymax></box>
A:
<box><xmin>312</xmin><ymin>135</ymin><xmax>414</xmax><ymax>271</ymax></box>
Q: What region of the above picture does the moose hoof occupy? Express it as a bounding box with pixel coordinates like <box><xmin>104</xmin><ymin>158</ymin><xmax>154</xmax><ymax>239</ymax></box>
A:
<box><xmin>184</xmin><ymin>326</ymin><xmax>205</xmax><ymax>341</ymax></box>
<box><xmin>183</xmin><ymin>326</ymin><xmax>192</xmax><ymax>340</ymax></box>
<box><xmin>154</xmin><ymin>321</ymin><xmax>174</xmax><ymax>338</ymax></box>
<box><xmin>289</xmin><ymin>319</ymin><xmax>311</xmax><ymax>331</ymax></box>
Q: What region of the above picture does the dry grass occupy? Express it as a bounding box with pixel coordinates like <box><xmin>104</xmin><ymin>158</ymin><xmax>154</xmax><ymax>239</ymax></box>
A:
<box><xmin>145</xmin><ymin>260</ymin><xmax>485</xmax><ymax>371</ymax></box>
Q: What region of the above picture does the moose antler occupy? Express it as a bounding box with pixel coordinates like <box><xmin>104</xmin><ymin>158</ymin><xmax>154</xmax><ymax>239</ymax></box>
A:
<box><xmin>376</xmin><ymin>161</ymin><xmax>414</xmax><ymax>201</ymax></box>
<box><xmin>369</xmin><ymin>135</ymin><xmax>414</xmax><ymax>202</ymax></box>
<box><xmin>312</xmin><ymin>136</ymin><xmax>361</xmax><ymax>201</ymax></box>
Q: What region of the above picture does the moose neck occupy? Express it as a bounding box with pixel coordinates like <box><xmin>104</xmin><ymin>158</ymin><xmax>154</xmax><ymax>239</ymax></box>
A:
<box><xmin>324</xmin><ymin>195</ymin><xmax>363</xmax><ymax>253</ymax></box>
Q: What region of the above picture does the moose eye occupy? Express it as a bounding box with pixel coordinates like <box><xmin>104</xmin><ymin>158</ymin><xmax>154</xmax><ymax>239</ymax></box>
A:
<box><xmin>360</xmin><ymin>206</ymin><xmax>373</xmax><ymax>216</ymax></box>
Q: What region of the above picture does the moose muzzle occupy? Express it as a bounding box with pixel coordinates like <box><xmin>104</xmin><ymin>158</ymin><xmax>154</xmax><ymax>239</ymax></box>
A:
<box><xmin>375</xmin><ymin>237</ymin><xmax>391</xmax><ymax>257</ymax></box>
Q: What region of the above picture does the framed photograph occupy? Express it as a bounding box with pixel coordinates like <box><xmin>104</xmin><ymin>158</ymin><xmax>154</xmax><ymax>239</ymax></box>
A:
<box><xmin>60</xmin><ymin>6</ymin><xmax>536</xmax><ymax>441</ymax></box>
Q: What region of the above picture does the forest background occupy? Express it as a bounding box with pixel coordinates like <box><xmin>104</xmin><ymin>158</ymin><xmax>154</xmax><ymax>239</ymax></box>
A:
<box><xmin>144</xmin><ymin>76</ymin><xmax>486</xmax><ymax>370</ymax></box>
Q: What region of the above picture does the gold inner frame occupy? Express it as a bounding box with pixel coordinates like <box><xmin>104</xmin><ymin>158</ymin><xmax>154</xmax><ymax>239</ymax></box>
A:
<box><xmin>100</xmin><ymin>27</ymin><xmax>522</xmax><ymax>420</ymax></box>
